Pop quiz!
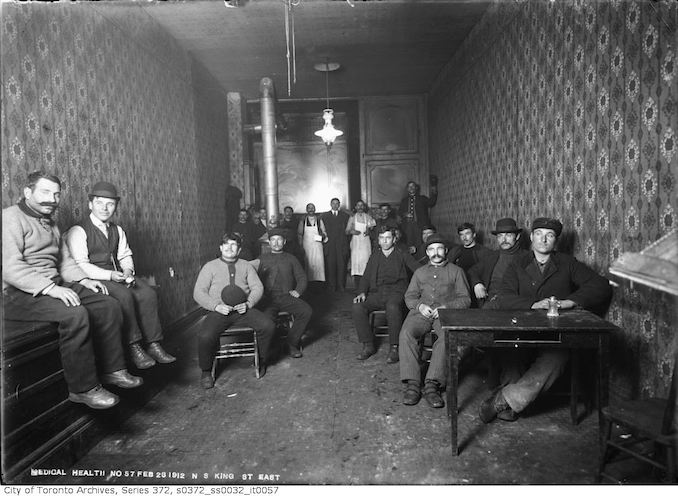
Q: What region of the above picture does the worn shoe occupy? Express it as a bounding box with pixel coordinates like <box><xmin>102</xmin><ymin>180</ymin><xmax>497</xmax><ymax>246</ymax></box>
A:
<box><xmin>423</xmin><ymin>381</ymin><xmax>444</xmax><ymax>408</ymax></box>
<box><xmin>497</xmin><ymin>409</ymin><xmax>520</xmax><ymax>422</ymax></box>
<box><xmin>356</xmin><ymin>343</ymin><xmax>376</xmax><ymax>360</ymax></box>
<box><xmin>200</xmin><ymin>371</ymin><xmax>214</xmax><ymax>389</ymax></box>
<box><xmin>101</xmin><ymin>369</ymin><xmax>144</xmax><ymax>389</ymax></box>
<box><xmin>402</xmin><ymin>382</ymin><xmax>422</xmax><ymax>406</ymax></box>
<box><xmin>289</xmin><ymin>345</ymin><xmax>303</xmax><ymax>358</ymax></box>
<box><xmin>130</xmin><ymin>342</ymin><xmax>156</xmax><ymax>369</ymax></box>
<box><xmin>68</xmin><ymin>385</ymin><xmax>119</xmax><ymax>409</ymax></box>
<box><xmin>147</xmin><ymin>342</ymin><xmax>176</xmax><ymax>364</ymax></box>
<box><xmin>386</xmin><ymin>344</ymin><xmax>399</xmax><ymax>364</ymax></box>
<box><xmin>479</xmin><ymin>389</ymin><xmax>511</xmax><ymax>423</ymax></box>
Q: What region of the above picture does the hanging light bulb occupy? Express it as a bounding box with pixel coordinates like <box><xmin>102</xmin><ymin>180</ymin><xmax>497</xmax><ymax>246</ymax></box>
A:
<box><xmin>314</xmin><ymin>61</ymin><xmax>343</xmax><ymax>148</ymax></box>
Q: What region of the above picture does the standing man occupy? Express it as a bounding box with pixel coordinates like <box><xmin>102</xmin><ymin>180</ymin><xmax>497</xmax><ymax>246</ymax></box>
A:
<box><xmin>321</xmin><ymin>198</ymin><xmax>349</xmax><ymax>292</ymax></box>
<box><xmin>250</xmin><ymin>228</ymin><xmax>312</xmax><ymax>358</ymax></box>
<box><xmin>398</xmin><ymin>179</ymin><xmax>438</xmax><ymax>252</ymax></box>
<box><xmin>3</xmin><ymin>171</ymin><xmax>142</xmax><ymax>409</ymax></box>
<box><xmin>370</xmin><ymin>203</ymin><xmax>399</xmax><ymax>250</ymax></box>
<box><xmin>467</xmin><ymin>218</ymin><xmax>526</xmax><ymax>309</ymax></box>
<box><xmin>352</xmin><ymin>226</ymin><xmax>420</xmax><ymax>363</ymax></box>
<box><xmin>279</xmin><ymin>206</ymin><xmax>305</xmax><ymax>267</ymax></box>
<box><xmin>232</xmin><ymin>209</ymin><xmax>257</xmax><ymax>261</ymax></box>
<box><xmin>65</xmin><ymin>181</ymin><xmax>176</xmax><ymax>370</ymax></box>
<box><xmin>193</xmin><ymin>233</ymin><xmax>276</xmax><ymax>389</ymax></box>
<box><xmin>479</xmin><ymin>217</ymin><xmax>613</xmax><ymax>423</ymax></box>
<box><xmin>399</xmin><ymin>234</ymin><xmax>471</xmax><ymax>408</ymax></box>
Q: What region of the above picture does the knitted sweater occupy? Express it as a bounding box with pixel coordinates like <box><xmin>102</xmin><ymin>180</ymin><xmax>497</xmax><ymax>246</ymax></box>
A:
<box><xmin>193</xmin><ymin>257</ymin><xmax>263</xmax><ymax>311</ymax></box>
<box><xmin>2</xmin><ymin>204</ymin><xmax>87</xmax><ymax>295</ymax></box>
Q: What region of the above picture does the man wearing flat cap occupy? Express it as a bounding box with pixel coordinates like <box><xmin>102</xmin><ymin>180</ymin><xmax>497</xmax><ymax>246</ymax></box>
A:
<box><xmin>249</xmin><ymin>228</ymin><xmax>311</xmax><ymax>358</ymax></box>
<box><xmin>478</xmin><ymin>217</ymin><xmax>612</xmax><ymax>423</ymax></box>
<box><xmin>65</xmin><ymin>181</ymin><xmax>176</xmax><ymax>370</ymax></box>
<box><xmin>399</xmin><ymin>234</ymin><xmax>471</xmax><ymax>408</ymax></box>
<box><xmin>467</xmin><ymin>217</ymin><xmax>527</xmax><ymax>309</ymax></box>
<box><xmin>193</xmin><ymin>232</ymin><xmax>275</xmax><ymax>389</ymax></box>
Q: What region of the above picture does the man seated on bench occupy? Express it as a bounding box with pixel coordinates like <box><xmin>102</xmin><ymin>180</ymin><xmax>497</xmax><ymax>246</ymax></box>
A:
<box><xmin>479</xmin><ymin>217</ymin><xmax>612</xmax><ymax>423</ymax></box>
<box><xmin>2</xmin><ymin>171</ymin><xmax>142</xmax><ymax>410</ymax></box>
<box><xmin>352</xmin><ymin>225</ymin><xmax>420</xmax><ymax>363</ymax></box>
<box><xmin>64</xmin><ymin>181</ymin><xmax>175</xmax><ymax>370</ymax></box>
<box><xmin>193</xmin><ymin>232</ymin><xmax>275</xmax><ymax>389</ymax></box>
<box><xmin>250</xmin><ymin>228</ymin><xmax>311</xmax><ymax>358</ymax></box>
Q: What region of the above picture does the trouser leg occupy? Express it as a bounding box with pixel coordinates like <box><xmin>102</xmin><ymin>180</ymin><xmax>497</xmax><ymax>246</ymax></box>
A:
<box><xmin>424</xmin><ymin>318</ymin><xmax>446</xmax><ymax>386</ymax></box>
<box><xmin>236</xmin><ymin>309</ymin><xmax>276</xmax><ymax>364</ymax></box>
<box><xmin>198</xmin><ymin>312</ymin><xmax>238</xmax><ymax>371</ymax></box>
<box><xmin>398</xmin><ymin>312</ymin><xmax>432</xmax><ymax>384</ymax></box>
<box><xmin>351</xmin><ymin>294</ymin><xmax>382</xmax><ymax>344</ymax></box>
<box><xmin>502</xmin><ymin>349</ymin><xmax>569</xmax><ymax>413</ymax></box>
<box><xmin>102</xmin><ymin>280</ymin><xmax>142</xmax><ymax>344</ymax></box>
<box><xmin>276</xmin><ymin>294</ymin><xmax>312</xmax><ymax>347</ymax></box>
<box><xmin>384</xmin><ymin>294</ymin><xmax>404</xmax><ymax>346</ymax></box>
<box><xmin>130</xmin><ymin>278</ymin><xmax>164</xmax><ymax>343</ymax></box>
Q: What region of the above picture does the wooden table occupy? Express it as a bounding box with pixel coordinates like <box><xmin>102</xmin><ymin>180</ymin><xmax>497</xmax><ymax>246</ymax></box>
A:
<box><xmin>439</xmin><ymin>308</ymin><xmax>619</xmax><ymax>455</ymax></box>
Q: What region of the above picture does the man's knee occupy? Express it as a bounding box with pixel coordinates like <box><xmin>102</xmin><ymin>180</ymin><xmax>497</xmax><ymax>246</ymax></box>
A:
<box><xmin>60</xmin><ymin>304</ymin><xmax>90</xmax><ymax>329</ymax></box>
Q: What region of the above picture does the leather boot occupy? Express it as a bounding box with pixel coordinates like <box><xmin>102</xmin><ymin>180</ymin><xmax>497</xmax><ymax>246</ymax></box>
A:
<box><xmin>147</xmin><ymin>342</ymin><xmax>176</xmax><ymax>364</ymax></box>
<box><xmin>386</xmin><ymin>344</ymin><xmax>399</xmax><ymax>363</ymax></box>
<box><xmin>130</xmin><ymin>342</ymin><xmax>155</xmax><ymax>369</ymax></box>
<box><xmin>69</xmin><ymin>385</ymin><xmax>119</xmax><ymax>409</ymax></box>
<box><xmin>101</xmin><ymin>369</ymin><xmax>144</xmax><ymax>389</ymax></box>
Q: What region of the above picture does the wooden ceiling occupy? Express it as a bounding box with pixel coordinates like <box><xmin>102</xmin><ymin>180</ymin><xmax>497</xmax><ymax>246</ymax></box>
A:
<box><xmin>140</xmin><ymin>0</ymin><xmax>491</xmax><ymax>101</ymax></box>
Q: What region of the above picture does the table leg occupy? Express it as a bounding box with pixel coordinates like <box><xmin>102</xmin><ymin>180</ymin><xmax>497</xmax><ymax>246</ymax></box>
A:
<box><xmin>446</xmin><ymin>333</ymin><xmax>459</xmax><ymax>456</ymax></box>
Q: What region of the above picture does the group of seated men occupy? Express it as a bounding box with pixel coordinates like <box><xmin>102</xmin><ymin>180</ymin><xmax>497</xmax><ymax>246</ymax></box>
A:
<box><xmin>4</xmin><ymin>171</ymin><xmax>613</xmax><ymax>426</ymax></box>
<box><xmin>3</xmin><ymin>172</ymin><xmax>175</xmax><ymax>410</ymax></box>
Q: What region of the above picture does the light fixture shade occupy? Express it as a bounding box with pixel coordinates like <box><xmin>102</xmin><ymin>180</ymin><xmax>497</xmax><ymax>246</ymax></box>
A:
<box><xmin>314</xmin><ymin>108</ymin><xmax>343</xmax><ymax>146</ymax></box>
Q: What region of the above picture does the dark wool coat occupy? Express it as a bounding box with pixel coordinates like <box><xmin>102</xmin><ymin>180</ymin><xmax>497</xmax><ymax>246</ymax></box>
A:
<box><xmin>496</xmin><ymin>251</ymin><xmax>612</xmax><ymax>315</ymax></box>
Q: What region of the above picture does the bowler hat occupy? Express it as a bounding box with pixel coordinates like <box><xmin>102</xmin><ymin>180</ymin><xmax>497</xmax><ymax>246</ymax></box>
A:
<box><xmin>531</xmin><ymin>217</ymin><xmax>563</xmax><ymax>237</ymax></box>
<box><xmin>89</xmin><ymin>181</ymin><xmax>119</xmax><ymax>200</ymax></box>
<box><xmin>424</xmin><ymin>233</ymin><xmax>448</xmax><ymax>249</ymax></box>
<box><xmin>491</xmin><ymin>218</ymin><xmax>522</xmax><ymax>235</ymax></box>
<box><xmin>267</xmin><ymin>228</ymin><xmax>287</xmax><ymax>239</ymax></box>
<box><xmin>221</xmin><ymin>285</ymin><xmax>248</xmax><ymax>306</ymax></box>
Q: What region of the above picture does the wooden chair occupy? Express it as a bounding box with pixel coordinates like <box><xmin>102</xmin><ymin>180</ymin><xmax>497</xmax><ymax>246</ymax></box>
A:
<box><xmin>211</xmin><ymin>326</ymin><xmax>261</xmax><ymax>380</ymax></box>
<box><xmin>597</xmin><ymin>349</ymin><xmax>677</xmax><ymax>483</ymax></box>
<box><xmin>368</xmin><ymin>310</ymin><xmax>389</xmax><ymax>339</ymax></box>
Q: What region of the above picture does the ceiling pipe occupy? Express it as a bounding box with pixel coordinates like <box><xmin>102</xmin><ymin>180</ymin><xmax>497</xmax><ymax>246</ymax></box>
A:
<box><xmin>259</xmin><ymin>77</ymin><xmax>279</xmax><ymax>226</ymax></box>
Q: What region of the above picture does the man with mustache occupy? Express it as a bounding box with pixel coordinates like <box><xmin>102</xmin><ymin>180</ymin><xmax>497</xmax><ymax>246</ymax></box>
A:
<box><xmin>479</xmin><ymin>217</ymin><xmax>612</xmax><ymax>423</ymax></box>
<box><xmin>399</xmin><ymin>234</ymin><xmax>471</xmax><ymax>408</ymax></box>
<box><xmin>467</xmin><ymin>218</ymin><xmax>526</xmax><ymax>309</ymax></box>
<box><xmin>3</xmin><ymin>171</ymin><xmax>142</xmax><ymax>409</ymax></box>
<box><xmin>64</xmin><ymin>182</ymin><xmax>176</xmax><ymax>370</ymax></box>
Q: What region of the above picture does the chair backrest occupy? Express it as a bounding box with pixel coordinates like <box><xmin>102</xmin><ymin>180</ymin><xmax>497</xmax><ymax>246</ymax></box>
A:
<box><xmin>661</xmin><ymin>346</ymin><xmax>677</xmax><ymax>435</ymax></box>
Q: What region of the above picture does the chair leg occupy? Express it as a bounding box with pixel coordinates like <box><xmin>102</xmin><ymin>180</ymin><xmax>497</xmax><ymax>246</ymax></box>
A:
<box><xmin>596</xmin><ymin>417</ymin><xmax>612</xmax><ymax>483</ymax></box>
<box><xmin>570</xmin><ymin>351</ymin><xmax>579</xmax><ymax>425</ymax></box>
<box><xmin>211</xmin><ymin>358</ymin><xmax>217</xmax><ymax>381</ymax></box>
<box><xmin>253</xmin><ymin>330</ymin><xmax>260</xmax><ymax>379</ymax></box>
<box><xmin>667</xmin><ymin>445</ymin><xmax>677</xmax><ymax>483</ymax></box>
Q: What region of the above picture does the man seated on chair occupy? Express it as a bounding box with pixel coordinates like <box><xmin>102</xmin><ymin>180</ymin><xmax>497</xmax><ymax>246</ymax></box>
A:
<box><xmin>250</xmin><ymin>228</ymin><xmax>312</xmax><ymax>358</ymax></box>
<box><xmin>352</xmin><ymin>225</ymin><xmax>420</xmax><ymax>364</ymax></box>
<box><xmin>400</xmin><ymin>233</ymin><xmax>471</xmax><ymax>408</ymax></box>
<box><xmin>3</xmin><ymin>171</ymin><xmax>142</xmax><ymax>410</ymax></box>
<box><xmin>65</xmin><ymin>181</ymin><xmax>176</xmax><ymax>370</ymax></box>
<box><xmin>479</xmin><ymin>217</ymin><xmax>612</xmax><ymax>423</ymax></box>
<box><xmin>193</xmin><ymin>232</ymin><xmax>275</xmax><ymax>389</ymax></box>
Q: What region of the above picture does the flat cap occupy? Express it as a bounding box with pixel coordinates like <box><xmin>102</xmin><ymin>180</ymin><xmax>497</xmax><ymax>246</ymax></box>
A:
<box><xmin>424</xmin><ymin>233</ymin><xmax>448</xmax><ymax>249</ymax></box>
<box><xmin>221</xmin><ymin>285</ymin><xmax>248</xmax><ymax>306</ymax></box>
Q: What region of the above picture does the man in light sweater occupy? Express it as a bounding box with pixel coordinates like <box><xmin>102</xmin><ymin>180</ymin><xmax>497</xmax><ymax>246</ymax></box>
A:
<box><xmin>64</xmin><ymin>181</ymin><xmax>175</xmax><ymax>370</ymax></box>
<box><xmin>250</xmin><ymin>228</ymin><xmax>311</xmax><ymax>358</ymax></box>
<box><xmin>193</xmin><ymin>232</ymin><xmax>275</xmax><ymax>389</ymax></box>
<box><xmin>2</xmin><ymin>171</ymin><xmax>142</xmax><ymax>410</ymax></box>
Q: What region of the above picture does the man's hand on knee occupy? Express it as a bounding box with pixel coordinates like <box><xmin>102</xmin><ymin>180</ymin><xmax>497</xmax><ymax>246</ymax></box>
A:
<box><xmin>46</xmin><ymin>286</ymin><xmax>81</xmax><ymax>307</ymax></box>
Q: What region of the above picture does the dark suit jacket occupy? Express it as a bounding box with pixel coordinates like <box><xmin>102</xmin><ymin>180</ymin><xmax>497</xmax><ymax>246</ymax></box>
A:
<box><xmin>496</xmin><ymin>251</ymin><xmax>612</xmax><ymax>315</ymax></box>
<box><xmin>467</xmin><ymin>249</ymin><xmax>502</xmax><ymax>289</ymax></box>
<box><xmin>358</xmin><ymin>247</ymin><xmax>420</xmax><ymax>296</ymax></box>
<box><xmin>321</xmin><ymin>210</ymin><xmax>349</xmax><ymax>256</ymax></box>
<box><xmin>398</xmin><ymin>192</ymin><xmax>437</xmax><ymax>227</ymax></box>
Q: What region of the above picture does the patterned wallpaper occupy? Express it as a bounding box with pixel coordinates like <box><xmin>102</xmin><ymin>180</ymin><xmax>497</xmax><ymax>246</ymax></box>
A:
<box><xmin>1</xmin><ymin>3</ymin><xmax>229</xmax><ymax>323</ymax></box>
<box><xmin>428</xmin><ymin>0</ymin><xmax>677</xmax><ymax>399</ymax></box>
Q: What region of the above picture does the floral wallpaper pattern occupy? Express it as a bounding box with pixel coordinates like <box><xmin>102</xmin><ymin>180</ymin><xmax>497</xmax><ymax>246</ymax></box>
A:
<box><xmin>1</xmin><ymin>3</ymin><xmax>229</xmax><ymax>323</ymax></box>
<box><xmin>429</xmin><ymin>0</ymin><xmax>677</xmax><ymax>399</ymax></box>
